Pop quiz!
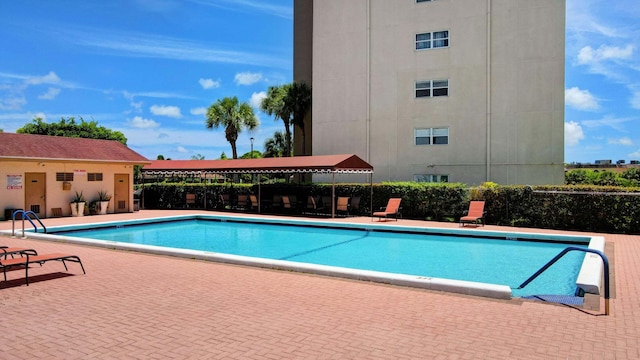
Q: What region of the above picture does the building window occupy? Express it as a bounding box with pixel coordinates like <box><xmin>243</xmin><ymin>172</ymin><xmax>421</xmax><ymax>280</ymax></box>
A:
<box><xmin>414</xmin><ymin>174</ymin><xmax>449</xmax><ymax>183</ymax></box>
<box><xmin>416</xmin><ymin>31</ymin><xmax>449</xmax><ymax>50</ymax></box>
<box><xmin>88</xmin><ymin>173</ymin><xmax>103</xmax><ymax>181</ymax></box>
<box><xmin>415</xmin><ymin>128</ymin><xmax>449</xmax><ymax>145</ymax></box>
<box><xmin>56</xmin><ymin>172</ymin><xmax>74</xmax><ymax>181</ymax></box>
<box><xmin>416</xmin><ymin>80</ymin><xmax>448</xmax><ymax>98</ymax></box>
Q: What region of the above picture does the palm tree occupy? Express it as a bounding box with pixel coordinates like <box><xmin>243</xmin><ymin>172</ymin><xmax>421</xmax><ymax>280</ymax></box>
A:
<box><xmin>286</xmin><ymin>81</ymin><xmax>312</xmax><ymax>155</ymax></box>
<box><xmin>263</xmin><ymin>131</ymin><xmax>288</xmax><ymax>158</ymax></box>
<box><xmin>261</xmin><ymin>85</ymin><xmax>292</xmax><ymax>156</ymax></box>
<box><xmin>206</xmin><ymin>96</ymin><xmax>258</xmax><ymax>159</ymax></box>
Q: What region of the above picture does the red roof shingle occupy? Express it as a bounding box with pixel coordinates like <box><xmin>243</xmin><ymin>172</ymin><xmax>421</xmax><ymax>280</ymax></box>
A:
<box><xmin>0</xmin><ymin>132</ymin><xmax>149</xmax><ymax>164</ymax></box>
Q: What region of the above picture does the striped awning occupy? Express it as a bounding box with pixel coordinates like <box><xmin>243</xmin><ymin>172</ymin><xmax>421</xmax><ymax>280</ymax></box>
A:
<box><xmin>142</xmin><ymin>154</ymin><xmax>373</xmax><ymax>176</ymax></box>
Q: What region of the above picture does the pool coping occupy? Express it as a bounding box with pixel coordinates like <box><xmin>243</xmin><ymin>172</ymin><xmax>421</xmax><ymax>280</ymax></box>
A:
<box><xmin>2</xmin><ymin>213</ymin><xmax>604</xmax><ymax>300</ymax></box>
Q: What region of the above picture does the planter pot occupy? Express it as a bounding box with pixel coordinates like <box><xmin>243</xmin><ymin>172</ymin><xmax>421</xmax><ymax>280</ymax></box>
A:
<box><xmin>70</xmin><ymin>202</ymin><xmax>86</xmax><ymax>217</ymax></box>
<box><xmin>99</xmin><ymin>201</ymin><xmax>109</xmax><ymax>215</ymax></box>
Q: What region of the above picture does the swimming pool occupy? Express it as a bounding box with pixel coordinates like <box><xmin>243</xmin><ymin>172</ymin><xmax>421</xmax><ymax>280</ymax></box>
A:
<box><xmin>15</xmin><ymin>214</ymin><xmax>605</xmax><ymax>300</ymax></box>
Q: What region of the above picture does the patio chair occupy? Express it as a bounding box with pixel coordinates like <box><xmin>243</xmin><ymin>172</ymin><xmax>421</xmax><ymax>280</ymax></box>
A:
<box><xmin>1</xmin><ymin>252</ymin><xmax>85</xmax><ymax>286</ymax></box>
<box><xmin>306</xmin><ymin>195</ymin><xmax>324</xmax><ymax>215</ymax></box>
<box><xmin>248</xmin><ymin>195</ymin><xmax>259</xmax><ymax>211</ymax></box>
<box><xmin>235</xmin><ymin>194</ymin><xmax>248</xmax><ymax>210</ymax></box>
<box><xmin>350</xmin><ymin>196</ymin><xmax>361</xmax><ymax>215</ymax></box>
<box><xmin>218</xmin><ymin>194</ymin><xmax>230</xmax><ymax>210</ymax></box>
<box><xmin>321</xmin><ymin>196</ymin><xmax>332</xmax><ymax>214</ymax></box>
<box><xmin>459</xmin><ymin>201</ymin><xmax>486</xmax><ymax>227</ymax></box>
<box><xmin>185</xmin><ymin>193</ymin><xmax>196</xmax><ymax>208</ymax></box>
<box><xmin>336</xmin><ymin>197</ymin><xmax>350</xmax><ymax>216</ymax></box>
<box><xmin>372</xmin><ymin>198</ymin><xmax>402</xmax><ymax>221</ymax></box>
<box><xmin>282</xmin><ymin>196</ymin><xmax>296</xmax><ymax>213</ymax></box>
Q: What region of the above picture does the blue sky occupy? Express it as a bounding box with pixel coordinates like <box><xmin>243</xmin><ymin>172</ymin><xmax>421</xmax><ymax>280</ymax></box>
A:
<box><xmin>0</xmin><ymin>1</ymin><xmax>638</xmax><ymax>164</ymax></box>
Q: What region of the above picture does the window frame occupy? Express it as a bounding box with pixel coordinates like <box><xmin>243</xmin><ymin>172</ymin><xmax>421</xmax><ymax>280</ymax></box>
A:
<box><xmin>415</xmin><ymin>79</ymin><xmax>449</xmax><ymax>98</ymax></box>
<box><xmin>88</xmin><ymin>173</ymin><xmax>104</xmax><ymax>182</ymax></box>
<box><xmin>56</xmin><ymin>172</ymin><xmax>74</xmax><ymax>182</ymax></box>
<box><xmin>415</xmin><ymin>30</ymin><xmax>449</xmax><ymax>50</ymax></box>
<box><xmin>414</xmin><ymin>127</ymin><xmax>449</xmax><ymax>146</ymax></box>
<box><xmin>413</xmin><ymin>174</ymin><xmax>449</xmax><ymax>183</ymax></box>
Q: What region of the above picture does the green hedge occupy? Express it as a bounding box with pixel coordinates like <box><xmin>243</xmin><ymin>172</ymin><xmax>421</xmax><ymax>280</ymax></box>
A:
<box><xmin>140</xmin><ymin>182</ymin><xmax>640</xmax><ymax>234</ymax></box>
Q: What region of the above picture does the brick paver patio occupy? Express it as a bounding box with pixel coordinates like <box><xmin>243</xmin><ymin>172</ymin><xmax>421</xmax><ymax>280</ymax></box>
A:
<box><xmin>1</xmin><ymin>210</ymin><xmax>638</xmax><ymax>359</ymax></box>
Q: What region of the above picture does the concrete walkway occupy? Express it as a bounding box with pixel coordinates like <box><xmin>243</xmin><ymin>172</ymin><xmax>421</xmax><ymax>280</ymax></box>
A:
<box><xmin>1</xmin><ymin>210</ymin><xmax>638</xmax><ymax>359</ymax></box>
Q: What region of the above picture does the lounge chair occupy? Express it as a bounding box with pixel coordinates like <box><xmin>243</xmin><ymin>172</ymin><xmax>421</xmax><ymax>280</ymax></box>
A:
<box><xmin>1</xmin><ymin>246</ymin><xmax>37</xmax><ymax>259</ymax></box>
<box><xmin>459</xmin><ymin>201</ymin><xmax>485</xmax><ymax>227</ymax></box>
<box><xmin>372</xmin><ymin>198</ymin><xmax>402</xmax><ymax>221</ymax></box>
<box><xmin>1</xmin><ymin>252</ymin><xmax>85</xmax><ymax>286</ymax></box>
<box><xmin>0</xmin><ymin>252</ymin><xmax>87</xmax><ymax>286</ymax></box>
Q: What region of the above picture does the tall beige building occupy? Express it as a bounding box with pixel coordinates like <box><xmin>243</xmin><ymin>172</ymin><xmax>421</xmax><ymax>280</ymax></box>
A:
<box><xmin>294</xmin><ymin>0</ymin><xmax>565</xmax><ymax>185</ymax></box>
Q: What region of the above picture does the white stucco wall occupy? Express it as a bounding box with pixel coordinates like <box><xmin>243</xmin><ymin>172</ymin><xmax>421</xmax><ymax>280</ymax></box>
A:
<box><xmin>303</xmin><ymin>0</ymin><xmax>565</xmax><ymax>185</ymax></box>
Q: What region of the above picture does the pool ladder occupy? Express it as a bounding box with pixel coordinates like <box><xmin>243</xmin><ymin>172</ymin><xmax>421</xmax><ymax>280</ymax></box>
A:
<box><xmin>518</xmin><ymin>247</ymin><xmax>610</xmax><ymax>315</ymax></box>
<box><xmin>11</xmin><ymin>210</ymin><xmax>47</xmax><ymax>237</ymax></box>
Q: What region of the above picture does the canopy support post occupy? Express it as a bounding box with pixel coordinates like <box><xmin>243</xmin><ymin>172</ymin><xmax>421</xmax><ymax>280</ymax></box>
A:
<box><xmin>331</xmin><ymin>172</ymin><xmax>336</xmax><ymax>219</ymax></box>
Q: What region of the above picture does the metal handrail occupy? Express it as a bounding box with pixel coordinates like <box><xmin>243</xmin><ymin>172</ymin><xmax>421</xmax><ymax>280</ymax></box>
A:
<box><xmin>518</xmin><ymin>246</ymin><xmax>610</xmax><ymax>315</ymax></box>
<box><xmin>11</xmin><ymin>210</ymin><xmax>47</xmax><ymax>237</ymax></box>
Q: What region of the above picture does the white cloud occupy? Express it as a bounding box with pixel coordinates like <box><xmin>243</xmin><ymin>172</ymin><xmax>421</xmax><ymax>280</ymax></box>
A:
<box><xmin>0</xmin><ymin>95</ymin><xmax>27</xmax><ymax>110</ymax></box>
<box><xmin>565</xmin><ymin>87</ymin><xmax>600</xmax><ymax>110</ymax></box>
<box><xmin>177</xmin><ymin>146</ymin><xmax>188</xmax><ymax>153</ymax></box>
<box><xmin>565</xmin><ymin>121</ymin><xmax>585</xmax><ymax>146</ymax></box>
<box><xmin>129</xmin><ymin>116</ymin><xmax>160</xmax><ymax>129</ymax></box>
<box><xmin>25</xmin><ymin>71</ymin><xmax>62</xmax><ymax>85</ymax></box>
<box><xmin>199</xmin><ymin>78</ymin><xmax>221</xmax><ymax>89</ymax></box>
<box><xmin>249</xmin><ymin>91</ymin><xmax>267</xmax><ymax>109</ymax></box>
<box><xmin>581</xmin><ymin>115</ymin><xmax>634</xmax><ymax>131</ymax></box>
<box><xmin>186</xmin><ymin>0</ymin><xmax>293</xmax><ymax>19</ymax></box>
<box><xmin>234</xmin><ymin>72</ymin><xmax>263</xmax><ymax>86</ymax></box>
<box><xmin>190</xmin><ymin>107</ymin><xmax>207</xmax><ymax>116</ymax></box>
<box><xmin>577</xmin><ymin>45</ymin><xmax>634</xmax><ymax>65</ymax></box>
<box><xmin>38</xmin><ymin>87</ymin><xmax>61</xmax><ymax>100</ymax></box>
<box><xmin>609</xmin><ymin>137</ymin><xmax>633</xmax><ymax>146</ymax></box>
<box><xmin>629</xmin><ymin>150</ymin><xmax>640</xmax><ymax>159</ymax></box>
<box><xmin>54</xmin><ymin>26</ymin><xmax>290</xmax><ymax>69</ymax></box>
<box><xmin>150</xmin><ymin>105</ymin><xmax>182</xmax><ymax>118</ymax></box>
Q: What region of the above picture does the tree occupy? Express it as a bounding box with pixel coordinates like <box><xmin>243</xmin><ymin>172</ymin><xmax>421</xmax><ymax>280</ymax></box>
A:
<box><xmin>17</xmin><ymin>116</ymin><xmax>127</xmax><ymax>144</ymax></box>
<box><xmin>191</xmin><ymin>154</ymin><xmax>205</xmax><ymax>160</ymax></box>
<box><xmin>206</xmin><ymin>96</ymin><xmax>258</xmax><ymax>159</ymax></box>
<box><xmin>240</xmin><ymin>150</ymin><xmax>263</xmax><ymax>159</ymax></box>
<box><xmin>219</xmin><ymin>152</ymin><xmax>228</xmax><ymax>160</ymax></box>
<box><xmin>286</xmin><ymin>81</ymin><xmax>312</xmax><ymax>155</ymax></box>
<box><xmin>263</xmin><ymin>131</ymin><xmax>288</xmax><ymax>158</ymax></box>
<box><xmin>261</xmin><ymin>85</ymin><xmax>292</xmax><ymax>156</ymax></box>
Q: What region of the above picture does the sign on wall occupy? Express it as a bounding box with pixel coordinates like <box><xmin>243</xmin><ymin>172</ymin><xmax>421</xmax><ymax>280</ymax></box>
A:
<box><xmin>74</xmin><ymin>169</ymin><xmax>86</xmax><ymax>176</ymax></box>
<box><xmin>6</xmin><ymin>174</ymin><xmax>22</xmax><ymax>190</ymax></box>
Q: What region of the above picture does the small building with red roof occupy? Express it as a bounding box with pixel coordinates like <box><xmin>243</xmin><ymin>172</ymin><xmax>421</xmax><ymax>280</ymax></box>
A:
<box><xmin>0</xmin><ymin>132</ymin><xmax>150</xmax><ymax>219</ymax></box>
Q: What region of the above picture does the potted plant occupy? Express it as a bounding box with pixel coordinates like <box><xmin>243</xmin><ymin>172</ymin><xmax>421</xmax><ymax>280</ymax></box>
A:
<box><xmin>97</xmin><ymin>190</ymin><xmax>111</xmax><ymax>215</ymax></box>
<box><xmin>70</xmin><ymin>191</ymin><xmax>86</xmax><ymax>217</ymax></box>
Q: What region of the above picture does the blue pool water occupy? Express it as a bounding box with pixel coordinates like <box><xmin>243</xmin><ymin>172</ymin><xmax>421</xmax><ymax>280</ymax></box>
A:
<box><xmin>55</xmin><ymin>218</ymin><xmax>588</xmax><ymax>298</ymax></box>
